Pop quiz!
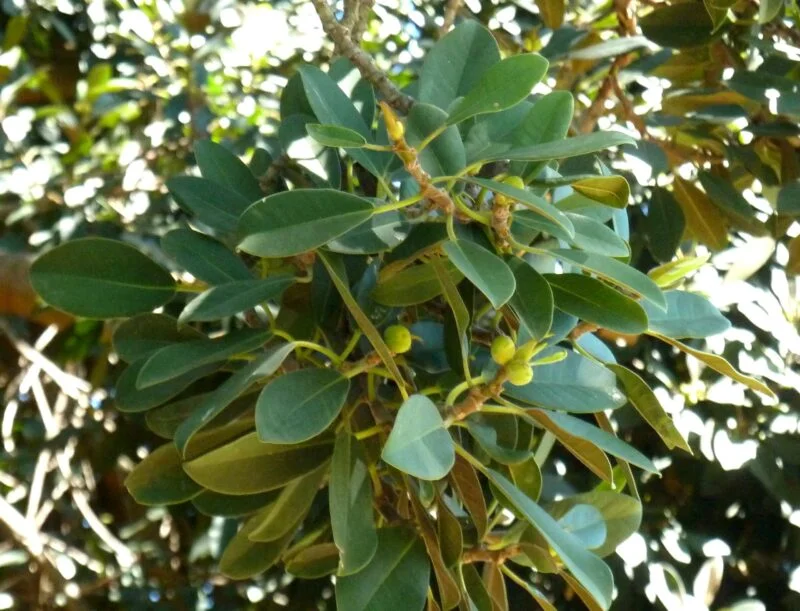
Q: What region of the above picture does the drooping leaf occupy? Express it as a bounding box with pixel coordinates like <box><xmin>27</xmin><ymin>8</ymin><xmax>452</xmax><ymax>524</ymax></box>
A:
<box><xmin>336</xmin><ymin>528</ymin><xmax>430</xmax><ymax>611</ymax></box>
<box><xmin>112</xmin><ymin>313</ymin><xmax>204</xmax><ymax>363</ymax></box>
<box><xmin>256</xmin><ymin>368</ymin><xmax>350</xmax><ymax>445</ymax></box>
<box><xmin>307</xmin><ymin>123</ymin><xmax>368</xmax><ymax>148</ymax></box>
<box><xmin>238</xmin><ymin>189</ymin><xmax>374</xmax><ymax>258</ymax></box>
<box><xmin>124</xmin><ymin>443</ymin><xmax>202</xmax><ymax>506</ymax></box>
<box><xmin>219</xmin><ymin>512</ymin><xmax>294</xmax><ymax>579</ymax></box>
<box><xmin>642</xmin><ymin>290</ymin><xmax>730</xmax><ymax>339</ymax></box>
<box><xmin>166</xmin><ymin>176</ymin><xmax>252</xmax><ymax>236</ymax></box>
<box><xmin>443</xmin><ymin>240</ymin><xmax>516</xmax><ymax>309</ymax></box>
<box><xmin>508</xmin><ymin>258</ymin><xmax>554</xmax><ymax>342</ymax></box>
<box><xmin>30</xmin><ymin>238</ymin><xmax>176</xmax><ymax>319</ymax></box>
<box><xmin>194</xmin><ymin>140</ymin><xmax>263</xmax><ymax>202</ymax></box>
<box><xmin>179</xmin><ymin>275</ymin><xmax>294</xmax><ymax>322</ymax></box>
<box><xmin>330</xmin><ymin>432</ymin><xmax>378</xmax><ymax>575</ymax></box>
<box><xmin>162</xmin><ymin>227</ymin><xmax>252</xmax><ymax>285</ymax></box>
<box><xmin>546</xmin><ymin>273</ymin><xmax>648</xmax><ymax>334</ymax></box>
<box><xmin>381</xmin><ymin>394</ymin><xmax>455</xmax><ymax>481</ymax></box>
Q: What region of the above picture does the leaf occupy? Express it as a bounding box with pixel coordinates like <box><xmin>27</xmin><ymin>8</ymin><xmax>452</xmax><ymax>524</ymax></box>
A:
<box><xmin>112</xmin><ymin>313</ymin><xmax>203</xmax><ymax>363</ymax></box>
<box><xmin>607</xmin><ymin>364</ymin><xmax>691</xmax><ymax>453</ymax></box>
<box><xmin>30</xmin><ymin>238</ymin><xmax>176</xmax><ymax>319</ymax></box>
<box><xmin>480</xmin><ymin>132</ymin><xmax>636</xmax><ymax>163</ymax></box>
<box><xmin>219</xmin><ymin>513</ymin><xmax>293</xmax><ymax>579</ymax></box>
<box><xmin>571</xmin><ymin>177</ymin><xmax>630</xmax><ymax>209</ymax></box>
<box><xmin>648</xmin><ymin>254</ymin><xmax>710</xmax><ymax>287</ymax></box>
<box><xmin>508</xmin><ymin>259</ymin><xmax>554</xmax><ymax>342</ymax></box>
<box><xmin>162</xmin><ymin>227</ymin><xmax>252</xmax><ymax>285</ymax></box>
<box><xmin>432</xmin><ymin>257</ymin><xmax>471</xmax><ymax>378</ymax></box>
<box><xmin>697</xmin><ymin>172</ymin><xmax>756</xmax><ymax>227</ymax></box>
<box><xmin>514</xmin><ymin>92</ymin><xmax>574</xmax><ymax>148</ymax></box>
<box><xmin>642</xmin><ymin>290</ymin><xmax>730</xmax><ymax>339</ymax></box>
<box><xmin>256</xmin><ymin>368</ymin><xmax>350</xmax><ymax>444</ymax></box>
<box><xmin>672</xmin><ymin>178</ymin><xmax>728</xmax><ymax>251</ymax></box>
<box><xmin>505</xmin><ymin>348</ymin><xmax>627</xmax><ymax>413</ymax></box>
<box><xmin>486</xmin><ymin>471</ymin><xmax>614</xmax><ymax>610</ymax></box>
<box><xmin>327</xmin><ymin>203</ymin><xmax>411</xmax><ymax>255</ymax></box>
<box><xmin>443</xmin><ymin>240</ymin><xmax>516</xmax><ymax>308</ymax></box>
<box><xmin>381</xmin><ymin>395</ymin><xmax>455</xmax><ymax>480</ymax></box>
<box><xmin>547</xmin><ymin>249</ymin><xmax>666</xmax><ymax>311</ymax></box>
<box><xmin>447</xmin><ymin>54</ymin><xmax>549</xmax><ymax>125</ymax></box>
<box><xmin>511</xmin><ymin>210</ymin><xmax>575</xmax><ymax>244</ymax></box>
<box><xmin>450</xmin><ymin>456</ymin><xmax>489</xmax><ymax>538</ymax></box>
<box><xmin>758</xmin><ymin>0</ymin><xmax>783</xmax><ymax>22</ymax></box>
<box><xmin>183</xmin><ymin>432</ymin><xmax>333</xmax><ymax>494</ymax></box>
<box><xmin>467</xmin><ymin>413</ymin><xmax>533</xmax><ymax>465</ymax></box>
<box><xmin>174</xmin><ymin>343</ymin><xmax>295</xmax><ymax>455</ymax></box>
<box><xmin>248</xmin><ymin>461</ymin><xmax>328</xmax><ymax>541</ymax></box>
<box><xmin>568</xmin><ymin>36</ymin><xmax>651</xmax><ymax>60</ymax></box>
<box><xmin>191</xmin><ymin>490</ymin><xmax>277</xmax><ymax>517</ymax></box>
<box><xmin>556</xmin><ymin>504</ymin><xmax>607</xmax><ymax>549</ymax></box>
<box><xmin>510</xmin><ymin>457</ymin><xmax>543</xmax><ymax>502</ymax></box>
<box><xmin>330</xmin><ymin>432</ymin><xmax>378</xmax><ymax>575</ymax></box>
<box><xmin>406</xmin><ymin>103</ymin><xmax>467</xmax><ymax>177</ymax></box>
<box><xmin>546</xmin><ymin>274</ymin><xmax>648</xmax><ymax>334</ymax></box>
<box><xmin>437</xmin><ymin>494</ymin><xmax>463</xmax><ymax>568</ymax></box>
<box><xmin>777</xmin><ymin>181</ymin><xmax>800</xmax><ymax>216</ymax></box>
<box><xmin>653</xmin><ymin>334</ymin><xmax>776</xmax><ymax>398</ymax></box>
<box><xmin>285</xmin><ymin>543</ymin><xmax>341</xmax><ymax>579</ymax></box>
<box><xmin>462</xmin><ymin>563</ymin><xmax>494</xmax><ymax>611</ymax></box>
<box><xmin>238</xmin><ymin>189</ymin><xmax>374</xmax><ymax>258</ymax></box>
<box><xmin>566</xmin><ymin>214</ymin><xmax>630</xmax><ymax>258</ymax></box>
<box><xmin>179</xmin><ymin>275</ymin><xmax>294</xmax><ymax>322</ymax></box>
<box><xmin>465</xmin><ymin>177</ymin><xmax>575</xmax><ymax>237</ymax></box>
<box><xmin>166</xmin><ymin>176</ymin><xmax>252</xmax><ymax>236</ymax></box>
<box><xmin>307</xmin><ymin>123</ymin><xmax>368</xmax><ymax>148</ymax></box>
<box><xmin>124</xmin><ymin>444</ymin><xmax>202</xmax><ymax>505</ymax></box>
<box><xmin>419</xmin><ymin>20</ymin><xmax>501</xmax><ymax>111</ymax></box>
<box><xmin>373</xmin><ymin>260</ymin><xmax>463</xmax><ymax>306</ymax></box>
<box><xmin>548</xmin><ymin>491</ymin><xmax>642</xmax><ymax>558</ymax></box>
<box><xmin>194</xmin><ymin>140</ymin><xmax>262</xmax><ymax>202</ymax></box>
<box><xmin>115</xmin><ymin>359</ymin><xmax>221</xmax><ymax>413</ymax></box>
<box><xmin>640</xmin><ymin>3</ymin><xmax>716</xmax><ymax>48</ymax></box>
<box><xmin>645</xmin><ymin>188</ymin><xmax>686</xmax><ymax>263</ymax></box>
<box><xmin>536</xmin><ymin>0</ymin><xmax>565</xmax><ymax>28</ymax></box>
<box><xmin>137</xmin><ymin>328</ymin><xmax>271</xmax><ymax>388</ymax></box>
<box><xmin>336</xmin><ymin>528</ymin><xmax>430</xmax><ymax>611</ymax></box>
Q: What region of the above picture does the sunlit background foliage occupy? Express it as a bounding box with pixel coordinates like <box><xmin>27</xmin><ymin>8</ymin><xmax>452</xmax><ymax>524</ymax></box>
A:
<box><xmin>1</xmin><ymin>0</ymin><xmax>799</xmax><ymax>609</ymax></box>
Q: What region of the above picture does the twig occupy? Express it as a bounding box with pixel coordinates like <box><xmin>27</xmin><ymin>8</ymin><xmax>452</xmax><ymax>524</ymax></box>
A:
<box><xmin>439</xmin><ymin>0</ymin><xmax>462</xmax><ymax>38</ymax></box>
<box><xmin>310</xmin><ymin>0</ymin><xmax>414</xmax><ymax>113</ymax></box>
<box><xmin>352</xmin><ymin>0</ymin><xmax>375</xmax><ymax>43</ymax></box>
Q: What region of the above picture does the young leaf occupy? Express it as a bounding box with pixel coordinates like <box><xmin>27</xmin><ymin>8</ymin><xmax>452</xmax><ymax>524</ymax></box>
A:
<box><xmin>508</xmin><ymin>258</ymin><xmax>554</xmax><ymax>341</ymax></box>
<box><xmin>256</xmin><ymin>368</ymin><xmax>350</xmax><ymax>445</ymax></box>
<box><xmin>179</xmin><ymin>275</ymin><xmax>294</xmax><ymax>322</ymax></box>
<box><xmin>30</xmin><ymin>238</ymin><xmax>176</xmax><ymax>319</ymax></box>
<box><xmin>162</xmin><ymin>227</ymin><xmax>252</xmax><ymax>285</ymax></box>
<box><xmin>641</xmin><ymin>290</ymin><xmax>730</xmax><ymax>339</ymax></box>
<box><xmin>647</xmin><ymin>254</ymin><xmax>710</xmax><ymax>287</ymax></box>
<box><xmin>238</xmin><ymin>189</ymin><xmax>374</xmax><ymax>258</ymax></box>
<box><xmin>443</xmin><ymin>240</ymin><xmax>516</xmax><ymax>309</ymax></box>
<box><xmin>381</xmin><ymin>394</ymin><xmax>455</xmax><ymax>481</ymax></box>
<box><xmin>124</xmin><ymin>443</ymin><xmax>202</xmax><ymax>506</ymax></box>
<box><xmin>307</xmin><ymin>123</ymin><xmax>368</xmax><ymax>148</ymax></box>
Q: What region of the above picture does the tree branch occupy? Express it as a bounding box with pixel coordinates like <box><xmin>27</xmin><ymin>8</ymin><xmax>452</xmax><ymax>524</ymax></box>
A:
<box><xmin>310</xmin><ymin>0</ymin><xmax>414</xmax><ymax>114</ymax></box>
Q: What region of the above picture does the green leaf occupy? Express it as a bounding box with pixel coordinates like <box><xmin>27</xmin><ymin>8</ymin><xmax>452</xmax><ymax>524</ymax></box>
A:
<box><xmin>758</xmin><ymin>0</ymin><xmax>783</xmax><ymax>22</ymax></box>
<box><xmin>514</xmin><ymin>91</ymin><xmax>574</xmax><ymax>147</ymax></box>
<box><xmin>486</xmin><ymin>470</ymin><xmax>614</xmax><ymax>610</ymax></box>
<box><xmin>124</xmin><ymin>444</ymin><xmax>202</xmax><ymax>506</ymax></box>
<box><xmin>327</xmin><ymin>205</ymin><xmax>411</xmax><ymax>255</ymax></box>
<box><xmin>194</xmin><ymin>140</ymin><xmax>262</xmax><ymax>202</ymax></box>
<box><xmin>648</xmin><ymin>254</ymin><xmax>710</xmax><ymax>288</ymax></box>
<box><xmin>548</xmin><ymin>491</ymin><xmax>642</xmax><ymax>558</ymax></box>
<box><xmin>568</xmin><ymin>36</ymin><xmax>650</xmax><ymax>60</ymax></box>
<box><xmin>162</xmin><ymin>227</ymin><xmax>252</xmax><ymax>285</ymax></box>
<box><xmin>249</xmin><ymin>461</ymin><xmax>328</xmax><ymax>542</ymax></box>
<box><xmin>285</xmin><ymin>543</ymin><xmax>341</xmax><ymax>579</ymax></box>
<box><xmin>116</xmin><ymin>358</ymin><xmax>221</xmax><ymax>413</ymax></box>
<box><xmin>571</xmin><ymin>177</ymin><xmax>630</xmax><ymax>209</ymax></box>
<box><xmin>381</xmin><ymin>395</ymin><xmax>455</xmax><ymax>481</ymax></box>
<box><xmin>191</xmin><ymin>490</ymin><xmax>277</xmax><ymax>517</ymax></box>
<box><xmin>566</xmin><ymin>214</ymin><xmax>630</xmax><ymax>258</ymax></box>
<box><xmin>443</xmin><ymin>240</ymin><xmax>516</xmax><ymax>309</ymax></box>
<box><xmin>336</xmin><ymin>528</ymin><xmax>430</xmax><ymax>611</ymax></box>
<box><xmin>546</xmin><ymin>274</ymin><xmax>648</xmax><ymax>334</ymax></box>
<box><xmin>777</xmin><ymin>181</ymin><xmax>800</xmax><ymax>216</ymax></box>
<box><xmin>508</xmin><ymin>259</ymin><xmax>554</xmax><ymax>342</ymax></box>
<box><xmin>607</xmin><ymin>364</ymin><xmax>691</xmax><ymax>453</ymax></box>
<box><xmin>653</xmin><ymin>334</ymin><xmax>776</xmax><ymax>398</ymax></box>
<box><xmin>447</xmin><ymin>54</ymin><xmax>549</xmax><ymax>125</ymax></box>
<box><xmin>510</xmin><ymin>457</ymin><xmax>543</xmax><ymax>502</ymax></box>
<box><xmin>183</xmin><ymin>433</ymin><xmax>333</xmax><ymax>494</ymax></box>
<box><xmin>480</xmin><ymin>131</ymin><xmax>636</xmax><ymax>163</ymax></box>
<box><xmin>372</xmin><ymin>260</ymin><xmax>463</xmax><ymax>306</ymax></box>
<box><xmin>645</xmin><ymin>188</ymin><xmax>686</xmax><ymax>263</ymax></box>
<box><xmin>307</xmin><ymin>123</ymin><xmax>368</xmax><ymax>148</ymax></box>
<box><xmin>30</xmin><ymin>238</ymin><xmax>176</xmax><ymax>319</ymax></box>
<box><xmin>137</xmin><ymin>328</ymin><xmax>271</xmax><ymax>389</ymax></box>
<box><xmin>113</xmin><ymin>313</ymin><xmax>204</xmax><ymax>363</ymax></box>
<box><xmin>330</xmin><ymin>432</ymin><xmax>378</xmax><ymax>575</ymax></box>
<box><xmin>256</xmin><ymin>368</ymin><xmax>350</xmax><ymax>444</ymax></box>
<box><xmin>640</xmin><ymin>3</ymin><xmax>716</xmax><ymax>48</ymax></box>
<box><xmin>219</xmin><ymin>512</ymin><xmax>293</xmax><ymax>579</ymax></box>
<box><xmin>179</xmin><ymin>275</ymin><xmax>294</xmax><ymax>322</ymax></box>
<box><xmin>451</xmin><ymin>456</ymin><xmax>489</xmax><ymax>537</ymax></box>
<box><xmin>697</xmin><ymin>171</ymin><xmax>757</xmax><ymax>226</ymax></box>
<box><xmin>465</xmin><ymin>178</ymin><xmax>574</xmax><ymax>238</ymax></box>
<box><xmin>547</xmin><ymin>249</ymin><xmax>666</xmax><ymax>311</ymax></box>
<box><xmin>406</xmin><ymin>103</ymin><xmax>466</xmax><ymax>177</ymax></box>
<box><xmin>419</xmin><ymin>21</ymin><xmax>501</xmax><ymax>111</ymax></box>
<box><xmin>238</xmin><ymin>189</ymin><xmax>374</xmax><ymax>258</ymax></box>
<box><xmin>174</xmin><ymin>343</ymin><xmax>295</xmax><ymax>455</ymax></box>
<box><xmin>467</xmin><ymin>413</ymin><xmax>533</xmax><ymax>464</ymax></box>
<box><xmin>642</xmin><ymin>290</ymin><xmax>730</xmax><ymax>339</ymax></box>
<box><xmin>432</xmin><ymin>257</ymin><xmax>471</xmax><ymax>378</ymax></box>
<box><xmin>167</xmin><ymin>176</ymin><xmax>252</xmax><ymax>236</ymax></box>
<box><xmin>556</xmin><ymin>504</ymin><xmax>607</xmax><ymax>549</ymax></box>
<box><xmin>505</xmin><ymin>348</ymin><xmax>627</xmax><ymax>413</ymax></box>
<box><xmin>511</xmin><ymin>210</ymin><xmax>575</xmax><ymax>244</ymax></box>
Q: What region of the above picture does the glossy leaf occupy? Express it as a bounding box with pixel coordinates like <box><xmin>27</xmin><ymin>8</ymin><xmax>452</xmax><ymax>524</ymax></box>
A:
<box><xmin>113</xmin><ymin>313</ymin><xmax>203</xmax><ymax>363</ymax></box>
<box><xmin>256</xmin><ymin>368</ymin><xmax>349</xmax><ymax>444</ymax></box>
<box><xmin>566</xmin><ymin>214</ymin><xmax>630</xmax><ymax>258</ymax></box>
<box><xmin>443</xmin><ymin>240</ymin><xmax>516</xmax><ymax>309</ymax></box>
<box><xmin>406</xmin><ymin>103</ymin><xmax>466</xmax><ymax>177</ymax></box>
<box><xmin>508</xmin><ymin>258</ymin><xmax>554</xmax><ymax>341</ymax></box>
<box><xmin>219</xmin><ymin>512</ymin><xmax>293</xmax><ymax>579</ymax></box>
<box><xmin>571</xmin><ymin>177</ymin><xmax>630</xmax><ymax>209</ymax></box>
<box><xmin>238</xmin><ymin>189</ymin><xmax>374</xmax><ymax>258</ymax></box>
<box><xmin>381</xmin><ymin>395</ymin><xmax>455</xmax><ymax>480</ymax></box>
<box><xmin>179</xmin><ymin>275</ymin><xmax>294</xmax><ymax>322</ymax></box>
<box><xmin>307</xmin><ymin>123</ymin><xmax>367</xmax><ymax>148</ymax></box>
<box><xmin>124</xmin><ymin>444</ymin><xmax>202</xmax><ymax>506</ymax></box>
<box><xmin>162</xmin><ymin>227</ymin><xmax>251</xmax><ymax>286</ymax></box>
<box><xmin>30</xmin><ymin>238</ymin><xmax>175</xmax><ymax>319</ymax></box>
<box><xmin>167</xmin><ymin>176</ymin><xmax>251</xmax><ymax>236</ymax></box>
<box><xmin>373</xmin><ymin>260</ymin><xmax>463</xmax><ymax>306</ymax></box>
<box><xmin>327</xmin><ymin>205</ymin><xmax>410</xmax><ymax>255</ymax></box>
<box><xmin>642</xmin><ymin>290</ymin><xmax>730</xmax><ymax>339</ymax></box>
<box><xmin>557</xmin><ymin>504</ymin><xmax>607</xmax><ymax>549</ymax></box>
<box><xmin>194</xmin><ymin>140</ymin><xmax>262</xmax><ymax>202</ymax></box>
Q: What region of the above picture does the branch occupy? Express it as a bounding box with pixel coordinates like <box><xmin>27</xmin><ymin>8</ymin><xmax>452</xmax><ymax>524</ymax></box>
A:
<box><xmin>310</xmin><ymin>0</ymin><xmax>414</xmax><ymax>114</ymax></box>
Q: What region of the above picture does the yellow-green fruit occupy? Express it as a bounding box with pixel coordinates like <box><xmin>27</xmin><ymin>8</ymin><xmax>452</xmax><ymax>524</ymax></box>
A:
<box><xmin>491</xmin><ymin>335</ymin><xmax>516</xmax><ymax>365</ymax></box>
<box><xmin>505</xmin><ymin>360</ymin><xmax>534</xmax><ymax>386</ymax></box>
<box><xmin>384</xmin><ymin>324</ymin><xmax>412</xmax><ymax>354</ymax></box>
<box><xmin>501</xmin><ymin>175</ymin><xmax>526</xmax><ymax>190</ymax></box>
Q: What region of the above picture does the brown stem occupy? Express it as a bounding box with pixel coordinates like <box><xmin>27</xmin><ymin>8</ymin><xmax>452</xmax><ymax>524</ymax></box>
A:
<box><xmin>462</xmin><ymin>544</ymin><xmax>522</xmax><ymax>564</ymax></box>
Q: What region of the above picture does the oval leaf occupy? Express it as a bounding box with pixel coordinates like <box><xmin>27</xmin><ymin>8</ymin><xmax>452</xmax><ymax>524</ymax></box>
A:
<box><xmin>642</xmin><ymin>290</ymin><xmax>730</xmax><ymax>339</ymax></box>
<box><xmin>179</xmin><ymin>275</ymin><xmax>294</xmax><ymax>322</ymax></box>
<box><xmin>307</xmin><ymin>123</ymin><xmax>368</xmax><ymax>148</ymax></box>
<box><xmin>443</xmin><ymin>240</ymin><xmax>516</xmax><ymax>309</ymax></box>
<box><xmin>162</xmin><ymin>227</ymin><xmax>252</xmax><ymax>285</ymax></box>
<box><xmin>124</xmin><ymin>443</ymin><xmax>202</xmax><ymax>506</ymax></box>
